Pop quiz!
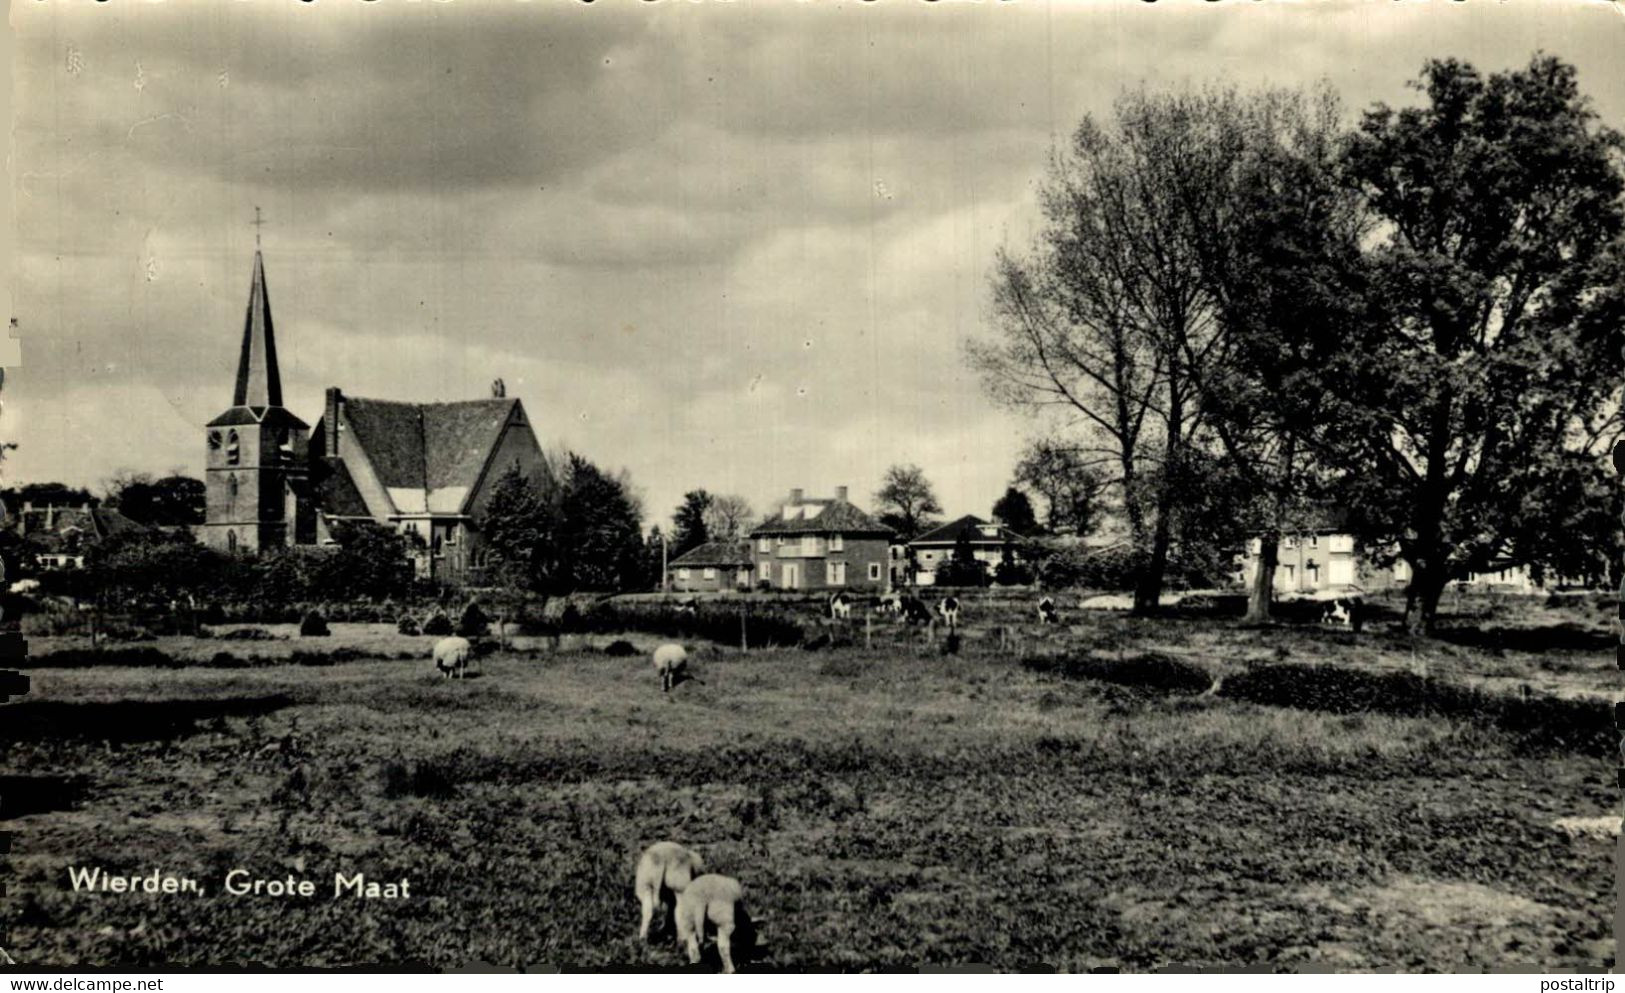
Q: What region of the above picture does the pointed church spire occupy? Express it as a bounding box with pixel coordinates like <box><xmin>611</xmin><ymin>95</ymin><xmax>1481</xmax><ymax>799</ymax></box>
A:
<box><xmin>232</xmin><ymin>247</ymin><xmax>282</xmax><ymax>408</ymax></box>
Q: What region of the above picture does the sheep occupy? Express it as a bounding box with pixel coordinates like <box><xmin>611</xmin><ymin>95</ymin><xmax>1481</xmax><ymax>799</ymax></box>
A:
<box><xmin>1037</xmin><ymin>596</ymin><xmax>1059</xmax><ymax>624</ymax></box>
<box><xmin>653</xmin><ymin>642</ymin><xmax>689</xmax><ymax>693</ymax></box>
<box><xmin>937</xmin><ymin>595</ymin><xmax>961</xmax><ymax>630</ymax></box>
<box><xmin>828</xmin><ymin>591</ymin><xmax>853</xmax><ymax>620</ymax></box>
<box><xmin>7</xmin><ymin>579</ymin><xmax>39</xmax><ymax>595</ymax></box>
<box><xmin>674</xmin><ymin>873</ymin><xmax>750</xmax><ymax>974</ymax></box>
<box><xmin>432</xmin><ymin>635</ymin><xmax>472</xmax><ymax>680</ymax></box>
<box><xmin>635</xmin><ymin>841</ymin><xmax>705</xmax><ymax>942</ymax></box>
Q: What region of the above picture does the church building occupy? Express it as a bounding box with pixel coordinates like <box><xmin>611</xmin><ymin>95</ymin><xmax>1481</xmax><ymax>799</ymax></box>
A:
<box><xmin>202</xmin><ymin>245</ymin><xmax>551</xmax><ymax>584</ymax></box>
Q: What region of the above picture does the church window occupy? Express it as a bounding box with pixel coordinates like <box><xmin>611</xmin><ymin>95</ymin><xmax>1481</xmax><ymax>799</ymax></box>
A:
<box><xmin>208</xmin><ymin>431</ymin><xmax>222</xmax><ymax>451</ymax></box>
<box><xmin>227</xmin><ymin>531</ymin><xmax>238</xmax><ymax>555</ymax></box>
<box><xmin>226</xmin><ymin>430</ymin><xmax>240</xmax><ymax>466</ymax></box>
<box><xmin>228</xmin><ymin>475</ymin><xmax>239</xmax><ymax>500</ymax></box>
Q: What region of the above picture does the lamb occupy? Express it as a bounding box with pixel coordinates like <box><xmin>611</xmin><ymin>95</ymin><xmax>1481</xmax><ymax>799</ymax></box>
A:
<box><xmin>937</xmin><ymin>595</ymin><xmax>961</xmax><ymax>629</ymax></box>
<box><xmin>674</xmin><ymin>873</ymin><xmax>750</xmax><ymax>974</ymax></box>
<box><xmin>653</xmin><ymin>642</ymin><xmax>689</xmax><ymax>692</ymax></box>
<box><xmin>1037</xmin><ymin>596</ymin><xmax>1059</xmax><ymax>624</ymax></box>
<box><xmin>432</xmin><ymin>635</ymin><xmax>471</xmax><ymax>680</ymax></box>
<box><xmin>635</xmin><ymin>841</ymin><xmax>705</xmax><ymax>942</ymax></box>
<box><xmin>829</xmin><ymin>591</ymin><xmax>853</xmax><ymax>620</ymax></box>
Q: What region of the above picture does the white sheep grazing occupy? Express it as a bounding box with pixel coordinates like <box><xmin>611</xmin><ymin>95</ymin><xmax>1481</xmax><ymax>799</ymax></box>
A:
<box><xmin>652</xmin><ymin>642</ymin><xmax>688</xmax><ymax>693</ymax></box>
<box><xmin>635</xmin><ymin>841</ymin><xmax>705</xmax><ymax>941</ymax></box>
<box><xmin>675</xmin><ymin>873</ymin><xmax>748</xmax><ymax>974</ymax></box>
<box><xmin>432</xmin><ymin>635</ymin><xmax>472</xmax><ymax>680</ymax></box>
<box><xmin>7</xmin><ymin>579</ymin><xmax>40</xmax><ymax>595</ymax></box>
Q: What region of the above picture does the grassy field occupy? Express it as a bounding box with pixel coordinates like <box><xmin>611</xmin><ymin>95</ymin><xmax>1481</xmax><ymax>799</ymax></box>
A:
<box><xmin>2</xmin><ymin>604</ymin><xmax>1617</xmax><ymax>972</ymax></box>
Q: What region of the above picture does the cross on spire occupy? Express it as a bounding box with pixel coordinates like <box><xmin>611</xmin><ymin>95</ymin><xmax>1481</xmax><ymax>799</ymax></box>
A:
<box><xmin>251</xmin><ymin>206</ymin><xmax>265</xmax><ymax>247</ymax></box>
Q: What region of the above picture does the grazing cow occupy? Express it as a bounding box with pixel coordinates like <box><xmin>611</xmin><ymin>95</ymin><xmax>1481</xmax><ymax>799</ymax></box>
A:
<box><xmin>937</xmin><ymin>595</ymin><xmax>961</xmax><ymax>629</ymax></box>
<box><xmin>675</xmin><ymin>874</ymin><xmax>750</xmax><ymax>974</ymax></box>
<box><xmin>829</xmin><ymin>591</ymin><xmax>853</xmax><ymax>620</ymax></box>
<box><xmin>1321</xmin><ymin>597</ymin><xmax>1363</xmax><ymax>633</ymax></box>
<box><xmin>653</xmin><ymin>642</ymin><xmax>689</xmax><ymax>692</ymax></box>
<box><xmin>874</xmin><ymin>593</ymin><xmax>903</xmax><ymax>616</ymax></box>
<box><xmin>1037</xmin><ymin>596</ymin><xmax>1059</xmax><ymax>624</ymax></box>
<box><xmin>635</xmin><ymin>841</ymin><xmax>705</xmax><ymax>942</ymax></box>
<box><xmin>899</xmin><ymin>595</ymin><xmax>932</xmax><ymax>626</ymax></box>
<box><xmin>432</xmin><ymin>636</ymin><xmax>472</xmax><ymax>680</ymax></box>
<box><xmin>676</xmin><ymin>598</ymin><xmax>699</xmax><ymax>616</ymax></box>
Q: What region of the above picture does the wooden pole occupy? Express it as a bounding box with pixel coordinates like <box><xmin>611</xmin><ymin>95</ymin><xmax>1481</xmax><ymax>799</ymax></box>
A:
<box><xmin>740</xmin><ymin>600</ymin><xmax>748</xmax><ymax>654</ymax></box>
<box><xmin>865</xmin><ymin>611</ymin><xmax>872</xmax><ymax>651</ymax></box>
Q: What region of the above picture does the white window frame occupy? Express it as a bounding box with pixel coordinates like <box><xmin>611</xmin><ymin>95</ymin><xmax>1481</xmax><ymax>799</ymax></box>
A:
<box><xmin>868</xmin><ymin>562</ymin><xmax>881</xmax><ymax>581</ymax></box>
<box><xmin>677</xmin><ymin>568</ymin><xmax>691</xmax><ymax>580</ymax></box>
<box><xmin>827</xmin><ymin>561</ymin><xmax>845</xmax><ymax>586</ymax></box>
<box><xmin>703</xmin><ymin>567</ymin><xmax>717</xmax><ymax>580</ymax></box>
<box><xmin>758</xmin><ymin>537</ymin><xmax>771</xmax><ymax>553</ymax></box>
<box><xmin>1308</xmin><ymin>534</ymin><xmax>1318</xmax><ymax>548</ymax></box>
<box><xmin>830</xmin><ymin>534</ymin><xmax>844</xmax><ymax>552</ymax></box>
<box><xmin>800</xmin><ymin>535</ymin><xmax>819</xmax><ymax>556</ymax></box>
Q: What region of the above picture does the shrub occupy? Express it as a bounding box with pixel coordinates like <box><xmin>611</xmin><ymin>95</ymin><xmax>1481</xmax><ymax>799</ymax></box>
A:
<box><xmin>933</xmin><ymin>558</ymin><xmax>987</xmax><ymax>588</ymax></box>
<box><xmin>396</xmin><ymin>615</ymin><xmax>421</xmax><ymax>636</ymax></box>
<box><xmin>604</xmin><ymin>640</ymin><xmax>638</xmax><ymax>657</ymax></box>
<box><xmin>994</xmin><ymin>561</ymin><xmax>1035</xmax><ymax>586</ymax></box>
<box><xmin>209</xmin><ymin>651</ymin><xmax>250</xmax><ymax>669</ymax></box>
<box><xmin>298</xmin><ymin>610</ymin><xmax>330</xmax><ymax>637</ymax></box>
<box><xmin>1022</xmin><ymin>651</ymin><xmax>1215</xmax><ymax>695</ymax></box>
<box><xmin>422</xmin><ymin>611</ymin><xmax>454</xmax><ymax>636</ymax></box>
<box><xmin>457</xmin><ymin>602</ymin><xmax>490</xmax><ymax>637</ymax></box>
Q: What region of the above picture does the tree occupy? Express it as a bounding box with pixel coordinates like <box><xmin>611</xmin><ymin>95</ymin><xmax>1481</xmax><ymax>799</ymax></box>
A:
<box><xmin>1330</xmin><ymin>56</ymin><xmax>1625</xmax><ymax>633</ymax></box>
<box><xmin>1174</xmin><ymin>84</ymin><xmax>1362</xmax><ymax>622</ymax></box>
<box><xmin>478</xmin><ymin>461</ymin><xmax>557</xmax><ymax>593</ymax></box>
<box><xmin>873</xmin><ymin>464</ymin><xmax>942</xmax><ymax>541</ymax></box>
<box><xmin>3</xmin><ymin>481</ymin><xmax>98</xmax><ymax>509</ymax></box>
<box><xmin>1012</xmin><ymin>440</ymin><xmax>1107</xmax><ymax>536</ymax></box>
<box><xmin>703</xmin><ymin>494</ymin><xmax>754</xmax><ymax>542</ymax></box>
<box><xmin>108</xmin><ymin>474</ymin><xmax>206</xmax><ymax>526</ymax></box>
<box><xmin>671</xmin><ymin>490</ymin><xmax>713</xmax><ymax>557</ymax></box>
<box><xmin>970</xmin><ymin>89</ymin><xmax>1225</xmax><ymax>614</ymax></box>
<box><xmin>313</xmin><ymin>522</ymin><xmax>413</xmax><ymax>600</ymax></box>
<box><xmin>990</xmin><ymin>487</ymin><xmax>1039</xmax><ymax>536</ymax></box>
<box><xmin>556</xmin><ymin>454</ymin><xmax>647</xmax><ymax>592</ymax></box>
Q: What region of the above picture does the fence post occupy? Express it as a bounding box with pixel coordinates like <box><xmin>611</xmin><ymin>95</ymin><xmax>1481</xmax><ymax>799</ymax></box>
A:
<box><xmin>740</xmin><ymin>600</ymin><xmax>748</xmax><ymax>654</ymax></box>
<box><xmin>865</xmin><ymin>611</ymin><xmax>872</xmax><ymax>651</ymax></box>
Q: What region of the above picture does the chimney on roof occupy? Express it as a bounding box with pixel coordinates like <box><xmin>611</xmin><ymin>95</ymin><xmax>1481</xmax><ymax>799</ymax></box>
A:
<box><xmin>324</xmin><ymin>388</ymin><xmax>344</xmax><ymax>458</ymax></box>
<box><xmin>789</xmin><ymin>488</ymin><xmax>804</xmax><ymax>504</ymax></box>
<box><xmin>835</xmin><ymin>486</ymin><xmax>848</xmax><ymax>502</ymax></box>
<box><xmin>491</xmin><ymin>378</ymin><xmax>506</xmax><ymax>399</ymax></box>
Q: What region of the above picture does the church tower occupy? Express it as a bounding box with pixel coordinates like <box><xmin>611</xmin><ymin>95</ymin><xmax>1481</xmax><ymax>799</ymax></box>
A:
<box><xmin>202</xmin><ymin>240</ymin><xmax>310</xmax><ymax>554</ymax></box>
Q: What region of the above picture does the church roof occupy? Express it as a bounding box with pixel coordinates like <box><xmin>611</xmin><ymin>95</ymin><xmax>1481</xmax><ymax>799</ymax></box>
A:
<box><xmin>310</xmin><ymin>458</ymin><xmax>371</xmax><ymax>519</ymax></box>
<box><xmin>337</xmin><ymin>395</ymin><xmax>521</xmax><ymax>516</ymax></box>
<box><xmin>234</xmin><ymin>251</ymin><xmax>282</xmax><ymax>408</ymax></box>
<box><xmin>206</xmin><ymin>405</ymin><xmax>309</xmax><ymax>430</ymax></box>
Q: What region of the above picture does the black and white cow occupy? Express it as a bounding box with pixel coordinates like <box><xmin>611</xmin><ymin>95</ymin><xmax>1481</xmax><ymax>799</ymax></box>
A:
<box><xmin>1321</xmin><ymin>596</ymin><xmax>1363</xmax><ymax>633</ymax></box>
<box><xmin>900</xmin><ymin>595</ymin><xmax>933</xmax><ymax>626</ymax></box>
<box><xmin>1037</xmin><ymin>596</ymin><xmax>1059</xmax><ymax>624</ymax></box>
<box><xmin>875</xmin><ymin>593</ymin><xmax>903</xmax><ymax>616</ymax></box>
<box><xmin>937</xmin><ymin>595</ymin><xmax>961</xmax><ymax>629</ymax></box>
<box><xmin>829</xmin><ymin>591</ymin><xmax>853</xmax><ymax>620</ymax></box>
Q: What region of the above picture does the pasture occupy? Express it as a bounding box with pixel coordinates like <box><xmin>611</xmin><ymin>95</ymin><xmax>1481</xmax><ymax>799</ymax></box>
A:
<box><xmin>3</xmin><ymin>598</ymin><xmax>1618</xmax><ymax>971</ymax></box>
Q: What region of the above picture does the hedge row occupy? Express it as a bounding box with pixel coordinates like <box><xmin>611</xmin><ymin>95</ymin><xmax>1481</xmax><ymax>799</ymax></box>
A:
<box><xmin>1022</xmin><ymin>651</ymin><xmax>1216</xmax><ymax>694</ymax></box>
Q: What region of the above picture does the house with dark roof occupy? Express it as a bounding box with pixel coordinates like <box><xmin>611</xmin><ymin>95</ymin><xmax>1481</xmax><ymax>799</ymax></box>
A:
<box><xmin>15</xmin><ymin>503</ymin><xmax>147</xmax><ymax>569</ymax></box>
<box><xmin>748</xmin><ymin>487</ymin><xmax>893</xmax><ymax>591</ymax></box>
<box><xmin>667</xmin><ymin>540</ymin><xmax>754</xmax><ymax>593</ymax></box>
<box><xmin>907</xmin><ymin>515</ymin><xmax>1036</xmax><ymax>586</ymax></box>
<box><xmin>201</xmin><ymin>247</ymin><xmax>551</xmax><ymax>583</ymax></box>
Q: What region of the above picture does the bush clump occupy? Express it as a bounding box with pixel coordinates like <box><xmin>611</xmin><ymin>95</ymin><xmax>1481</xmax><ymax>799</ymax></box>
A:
<box><xmin>1022</xmin><ymin>651</ymin><xmax>1215</xmax><ymax>695</ymax></box>
<box><xmin>422</xmin><ymin>611</ymin><xmax>454</xmax><ymax>637</ymax></box>
<box><xmin>397</xmin><ymin>614</ymin><xmax>421</xmax><ymax>636</ymax></box>
<box><xmin>24</xmin><ymin>646</ymin><xmax>177</xmax><ymax>669</ymax></box>
<box><xmin>298</xmin><ymin>610</ymin><xmax>330</xmax><ymax>637</ymax></box>
<box><xmin>603</xmin><ymin>640</ymin><xmax>639</xmax><ymax>657</ymax></box>
<box><xmin>457</xmin><ymin>602</ymin><xmax>490</xmax><ymax>638</ymax></box>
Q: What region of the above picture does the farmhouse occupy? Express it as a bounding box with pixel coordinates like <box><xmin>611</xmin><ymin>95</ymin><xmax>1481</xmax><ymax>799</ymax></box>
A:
<box><xmin>13</xmin><ymin>503</ymin><xmax>147</xmax><ymax>569</ymax></box>
<box><xmin>907</xmin><ymin>515</ymin><xmax>1035</xmax><ymax>586</ymax></box>
<box><xmin>667</xmin><ymin>540</ymin><xmax>754</xmax><ymax>592</ymax></box>
<box><xmin>749</xmin><ymin>487</ymin><xmax>893</xmax><ymax>591</ymax></box>
<box><xmin>200</xmin><ymin>248</ymin><xmax>551</xmax><ymax>583</ymax></box>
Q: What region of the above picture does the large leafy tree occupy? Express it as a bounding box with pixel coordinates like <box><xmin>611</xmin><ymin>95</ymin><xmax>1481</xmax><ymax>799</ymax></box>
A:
<box><xmin>671</xmin><ymin>489</ymin><xmax>713</xmax><ymax>557</ymax></box>
<box><xmin>1331</xmin><ymin>56</ymin><xmax>1625</xmax><ymax>633</ymax></box>
<box><xmin>1011</xmin><ymin>440</ymin><xmax>1106</xmax><ymax>537</ymax></box>
<box><xmin>970</xmin><ymin>89</ymin><xmax>1229</xmax><ymax>613</ymax></box>
<box><xmin>556</xmin><ymin>454</ymin><xmax>647</xmax><ymax>592</ymax></box>
<box><xmin>702</xmin><ymin>494</ymin><xmax>755</xmax><ymax>542</ymax></box>
<box><xmin>990</xmin><ymin>487</ymin><xmax>1039</xmax><ymax>536</ymax></box>
<box><xmin>873</xmin><ymin>464</ymin><xmax>942</xmax><ymax>540</ymax></box>
<box><xmin>108</xmin><ymin>473</ymin><xmax>206</xmax><ymax>526</ymax></box>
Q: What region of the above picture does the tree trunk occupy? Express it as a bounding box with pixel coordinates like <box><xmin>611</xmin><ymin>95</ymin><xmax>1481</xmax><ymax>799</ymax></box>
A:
<box><xmin>1405</xmin><ymin>564</ymin><xmax>1450</xmax><ymax>636</ymax></box>
<box><xmin>1133</xmin><ymin>505</ymin><xmax>1174</xmax><ymax>616</ymax></box>
<box><xmin>1244</xmin><ymin>533</ymin><xmax>1280</xmax><ymax>625</ymax></box>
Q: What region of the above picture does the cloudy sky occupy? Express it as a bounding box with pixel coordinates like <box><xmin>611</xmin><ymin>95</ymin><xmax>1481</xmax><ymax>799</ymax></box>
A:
<box><xmin>11</xmin><ymin>0</ymin><xmax>1624</xmax><ymax>529</ymax></box>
